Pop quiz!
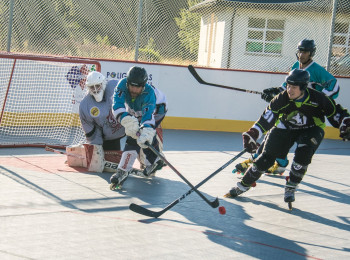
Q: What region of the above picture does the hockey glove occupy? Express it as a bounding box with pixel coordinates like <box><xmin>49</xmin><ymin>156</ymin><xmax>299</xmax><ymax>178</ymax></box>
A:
<box><xmin>242</xmin><ymin>128</ymin><xmax>259</xmax><ymax>153</ymax></box>
<box><xmin>121</xmin><ymin>115</ymin><xmax>139</xmax><ymax>139</ymax></box>
<box><xmin>137</xmin><ymin>127</ymin><xmax>156</xmax><ymax>149</ymax></box>
<box><xmin>339</xmin><ymin>117</ymin><xmax>350</xmax><ymax>141</ymax></box>
<box><xmin>261</xmin><ymin>87</ymin><xmax>281</xmax><ymax>102</ymax></box>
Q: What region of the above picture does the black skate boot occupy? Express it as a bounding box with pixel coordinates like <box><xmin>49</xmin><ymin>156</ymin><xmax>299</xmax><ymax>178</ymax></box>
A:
<box><xmin>142</xmin><ymin>158</ymin><xmax>166</xmax><ymax>177</ymax></box>
<box><xmin>284</xmin><ymin>181</ymin><xmax>297</xmax><ymax>203</ymax></box>
<box><xmin>110</xmin><ymin>168</ymin><xmax>129</xmax><ymax>190</ymax></box>
<box><xmin>224</xmin><ymin>182</ymin><xmax>251</xmax><ymax>198</ymax></box>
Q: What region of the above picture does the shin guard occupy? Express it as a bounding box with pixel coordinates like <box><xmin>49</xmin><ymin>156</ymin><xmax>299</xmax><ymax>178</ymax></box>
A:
<box><xmin>118</xmin><ymin>150</ymin><xmax>138</xmax><ymax>172</ymax></box>
<box><xmin>289</xmin><ymin>161</ymin><xmax>308</xmax><ymax>184</ymax></box>
<box><xmin>242</xmin><ymin>164</ymin><xmax>264</xmax><ymax>186</ymax></box>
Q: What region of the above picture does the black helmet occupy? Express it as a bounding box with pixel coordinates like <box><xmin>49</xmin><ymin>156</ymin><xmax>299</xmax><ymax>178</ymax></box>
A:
<box><xmin>285</xmin><ymin>69</ymin><xmax>310</xmax><ymax>90</ymax></box>
<box><xmin>126</xmin><ymin>66</ymin><xmax>148</xmax><ymax>87</ymax></box>
<box><xmin>297</xmin><ymin>39</ymin><xmax>316</xmax><ymax>57</ymax></box>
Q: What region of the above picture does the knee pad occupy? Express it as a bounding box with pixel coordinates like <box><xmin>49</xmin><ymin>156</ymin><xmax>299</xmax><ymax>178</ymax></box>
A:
<box><xmin>289</xmin><ymin>161</ymin><xmax>308</xmax><ymax>184</ymax></box>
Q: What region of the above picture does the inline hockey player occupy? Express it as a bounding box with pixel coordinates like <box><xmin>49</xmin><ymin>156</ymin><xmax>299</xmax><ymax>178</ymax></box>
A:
<box><xmin>110</xmin><ymin>66</ymin><xmax>167</xmax><ymax>189</ymax></box>
<box><xmin>67</xmin><ymin>71</ymin><xmax>125</xmax><ymax>172</ymax></box>
<box><xmin>225</xmin><ymin>69</ymin><xmax>350</xmax><ymax>204</ymax></box>
<box><xmin>234</xmin><ymin>39</ymin><xmax>341</xmax><ymax>176</ymax></box>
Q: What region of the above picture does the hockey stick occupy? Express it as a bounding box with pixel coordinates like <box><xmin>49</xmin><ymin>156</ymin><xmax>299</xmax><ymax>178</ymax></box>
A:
<box><xmin>45</xmin><ymin>146</ymin><xmax>84</xmax><ymax>159</ymax></box>
<box><xmin>145</xmin><ymin>142</ymin><xmax>219</xmax><ymax>208</ymax></box>
<box><xmin>188</xmin><ymin>65</ymin><xmax>262</xmax><ymax>95</ymax></box>
<box><xmin>129</xmin><ymin>148</ymin><xmax>247</xmax><ymax>218</ymax></box>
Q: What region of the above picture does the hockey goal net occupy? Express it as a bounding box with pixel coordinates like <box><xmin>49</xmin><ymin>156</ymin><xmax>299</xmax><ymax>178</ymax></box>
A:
<box><xmin>0</xmin><ymin>52</ymin><xmax>101</xmax><ymax>148</ymax></box>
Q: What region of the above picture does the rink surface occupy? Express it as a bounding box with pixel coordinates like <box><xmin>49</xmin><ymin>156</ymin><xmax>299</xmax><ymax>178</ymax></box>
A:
<box><xmin>0</xmin><ymin>130</ymin><xmax>349</xmax><ymax>260</ymax></box>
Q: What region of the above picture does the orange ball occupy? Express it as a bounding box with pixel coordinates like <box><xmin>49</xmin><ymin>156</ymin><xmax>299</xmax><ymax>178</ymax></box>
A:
<box><xmin>219</xmin><ymin>206</ymin><xmax>226</xmax><ymax>215</ymax></box>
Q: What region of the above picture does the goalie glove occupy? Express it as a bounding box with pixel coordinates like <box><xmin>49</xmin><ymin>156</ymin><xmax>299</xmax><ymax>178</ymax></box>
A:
<box><xmin>339</xmin><ymin>117</ymin><xmax>350</xmax><ymax>141</ymax></box>
<box><xmin>242</xmin><ymin>128</ymin><xmax>259</xmax><ymax>153</ymax></box>
<box><xmin>137</xmin><ymin>127</ymin><xmax>156</xmax><ymax>149</ymax></box>
<box><xmin>121</xmin><ymin>115</ymin><xmax>139</xmax><ymax>139</ymax></box>
<box><xmin>261</xmin><ymin>87</ymin><xmax>281</xmax><ymax>102</ymax></box>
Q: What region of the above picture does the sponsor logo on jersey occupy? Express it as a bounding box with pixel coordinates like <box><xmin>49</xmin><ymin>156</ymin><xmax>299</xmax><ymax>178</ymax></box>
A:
<box><xmin>286</xmin><ymin>111</ymin><xmax>308</xmax><ymax>126</ymax></box>
<box><xmin>107</xmin><ymin>110</ymin><xmax>123</xmax><ymax>134</ymax></box>
<box><xmin>90</xmin><ymin>106</ymin><xmax>100</xmax><ymax>117</ymax></box>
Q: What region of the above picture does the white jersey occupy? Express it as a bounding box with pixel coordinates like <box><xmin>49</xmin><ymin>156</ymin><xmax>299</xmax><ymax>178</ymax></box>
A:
<box><xmin>79</xmin><ymin>80</ymin><xmax>125</xmax><ymax>144</ymax></box>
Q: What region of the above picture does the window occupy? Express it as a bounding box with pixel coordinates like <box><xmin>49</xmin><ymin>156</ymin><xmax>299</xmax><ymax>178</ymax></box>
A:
<box><xmin>332</xmin><ymin>22</ymin><xmax>350</xmax><ymax>57</ymax></box>
<box><xmin>246</xmin><ymin>18</ymin><xmax>285</xmax><ymax>55</ymax></box>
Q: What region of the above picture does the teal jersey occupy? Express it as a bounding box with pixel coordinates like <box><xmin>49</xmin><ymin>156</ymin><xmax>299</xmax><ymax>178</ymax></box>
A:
<box><xmin>281</xmin><ymin>61</ymin><xmax>340</xmax><ymax>99</ymax></box>
<box><xmin>112</xmin><ymin>78</ymin><xmax>157</xmax><ymax>128</ymax></box>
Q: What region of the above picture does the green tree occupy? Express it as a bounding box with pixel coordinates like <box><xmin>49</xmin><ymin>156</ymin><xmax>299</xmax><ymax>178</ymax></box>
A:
<box><xmin>175</xmin><ymin>0</ymin><xmax>201</xmax><ymax>59</ymax></box>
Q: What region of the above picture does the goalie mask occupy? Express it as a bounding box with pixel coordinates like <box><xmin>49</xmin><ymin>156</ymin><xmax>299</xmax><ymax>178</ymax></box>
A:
<box><xmin>86</xmin><ymin>71</ymin><xmax>106</xmax><ymax>102</ymax></box>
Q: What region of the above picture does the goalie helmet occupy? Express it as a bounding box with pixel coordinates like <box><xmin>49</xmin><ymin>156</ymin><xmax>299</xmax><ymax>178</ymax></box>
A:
<box><xmin>86</xmin><ymin>71</ymin><xmax>106</xmax><ymax>102</ymax></box>
<box><xmin>285</xmin><ymin>69</ymin><xmax>310</xmax><ymax>91</ymax></box>
<box><xmin>126</xmin><ymin>66</ymin><xmax>148</xmax><ymax>88</ymax></box>
<box><xmin>297</xmin><ymin>39</ymin><xmax>316</xmax><ymax>57</ymax></box>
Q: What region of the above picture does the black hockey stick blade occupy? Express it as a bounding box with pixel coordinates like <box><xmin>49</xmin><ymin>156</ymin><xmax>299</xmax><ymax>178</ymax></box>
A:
<box><xmin>188</xmin><ymin>65</ymin><xmax>262</xmax><ymax>95</ymax></box>
<box><xmin>145</xmin><ymin>142</ymin><xmax>219</xmax><ymax>208</ymax></box>
<box><xmin>129</xmin><ymin>203</ymin><xmax>165</xmax><ymax>218</ymax></box>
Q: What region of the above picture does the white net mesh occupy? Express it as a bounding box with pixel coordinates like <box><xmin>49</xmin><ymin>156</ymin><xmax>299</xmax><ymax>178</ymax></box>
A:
<box><xmin>0</xmin><ymin>53</ymin><xmax>100</xmax><ymax>147</ymax></box>
<box><xmin>1</xmin><ymin>0</ymin><xmax>349</xmax><ymax>75</ymax></box>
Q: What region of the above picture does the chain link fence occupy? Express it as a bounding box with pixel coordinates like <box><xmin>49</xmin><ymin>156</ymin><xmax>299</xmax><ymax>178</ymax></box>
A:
<box><xmin>1</xmin><ymin>0</ymin><xmax>350</xmax><ymax>75</ymax></box>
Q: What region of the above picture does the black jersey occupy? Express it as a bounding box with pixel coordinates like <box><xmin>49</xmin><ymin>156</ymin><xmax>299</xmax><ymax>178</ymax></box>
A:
<box><xmin>254</xmin><ymin>88</ymin><xmax>349</xmax><ymax>134</ymax></box>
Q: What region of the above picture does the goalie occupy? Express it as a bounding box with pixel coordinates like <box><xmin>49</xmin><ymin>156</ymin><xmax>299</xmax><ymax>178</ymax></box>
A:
<box><xmin>110</xmin><ymin>66</ymin><xmax>167</xmax><ymax>189</ymax></box>
<box><xmin>67</xmin><ymin>71</ymin><xmax>126</xmax><ymax>172</ymax></box>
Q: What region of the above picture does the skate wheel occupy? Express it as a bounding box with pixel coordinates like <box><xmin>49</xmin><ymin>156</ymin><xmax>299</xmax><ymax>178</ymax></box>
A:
<box><xmin>110</xmin><ymin>183</ymin><xmax>118</xmax><ymax>190</ymax></box>
<box><xmin>251</xmin><ymin>182</ymin><xmax>257</xmax><ymax>187</ymax></box>
<box><xmin>288</xmin><ymin>202</ymin><xmax>293</xmax><ymax>210</ymax></box>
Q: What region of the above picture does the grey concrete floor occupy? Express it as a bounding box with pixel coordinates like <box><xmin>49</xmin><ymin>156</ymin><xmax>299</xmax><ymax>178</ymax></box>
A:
<box><xmin>0</xmin><ymin>130</ymin><xmax>349</xmax><ymax>260</ymax></box>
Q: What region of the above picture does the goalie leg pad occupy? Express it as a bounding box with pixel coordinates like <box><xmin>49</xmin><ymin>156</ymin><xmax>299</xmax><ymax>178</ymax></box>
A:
<box><xmin>66</xmin><ymin>144</ymin><xmax>87</xmax><ymax>168</ymax></box>
<box><xmin>104</xmin><ymin>150</ymin><xmax>123</xmax><ymax>164</ymax></box>
<box><xmin>84</xmin><ymin>144</ymin><xmax>105</xmax><ymax>173</ymax></box>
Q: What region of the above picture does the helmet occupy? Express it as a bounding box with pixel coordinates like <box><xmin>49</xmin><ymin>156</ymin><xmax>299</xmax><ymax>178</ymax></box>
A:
<box><xmin>126</xmin><ymin>66</ymin><xmax>148</xmax><ymax>87</ymax></box>
<box><xmin>297</xmin><ymin>39</ymin><xmax>316</xmax><ymax>57</ymax></box>
<box><xmin>285</xmin><ymin>69</ymin><xmax>310</xmax><ymax>90</ymax></box>
<box><xmin>86</xmin><ymin>71</ymin><xmax>106</xmax><ymax>102</ymax></box>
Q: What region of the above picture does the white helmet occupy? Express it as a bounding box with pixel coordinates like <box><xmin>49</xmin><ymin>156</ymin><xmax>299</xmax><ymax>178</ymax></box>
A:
<box><xmin>86</xmin><ymin>71</ymin><xmax>106</xmax><ymax>102</ymax></box>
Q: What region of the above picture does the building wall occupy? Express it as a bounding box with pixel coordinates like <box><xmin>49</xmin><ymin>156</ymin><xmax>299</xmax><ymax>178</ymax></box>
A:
<box><xmin>197</xmin><ymin>7</ymin><xmax>343</xmax><ymax>71</ymax></box>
